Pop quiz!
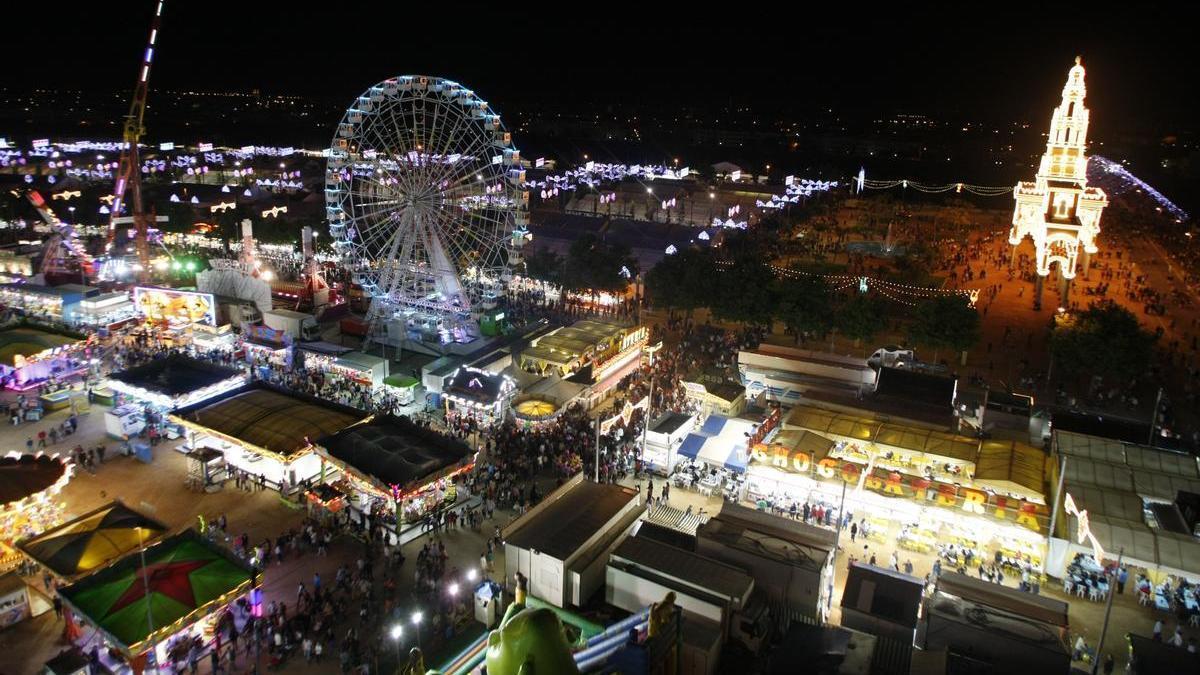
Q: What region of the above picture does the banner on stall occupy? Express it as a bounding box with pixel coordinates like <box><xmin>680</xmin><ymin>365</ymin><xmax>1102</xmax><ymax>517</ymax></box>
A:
<box><xmin>600</xmin><ymin>396</ymin><xmax>648</xmax><ymax>435</ymax></box>
<box><xmin>750</xmin><ymin>443</ymin><xmax>1048</xmax><ymax>532</ymax></box>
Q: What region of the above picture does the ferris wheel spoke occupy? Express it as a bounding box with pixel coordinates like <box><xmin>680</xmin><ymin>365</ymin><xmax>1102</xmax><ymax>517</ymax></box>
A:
<box><xmin>329</xmin><ymin>75</ymin><xmax>522</xmax><ymax>330</ymax></box>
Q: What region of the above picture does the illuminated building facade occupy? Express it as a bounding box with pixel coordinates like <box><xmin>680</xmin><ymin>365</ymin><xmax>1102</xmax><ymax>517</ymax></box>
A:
<box><xmin>1010</xmin><ymin>57</ymin><xmax>1107</xmax><ymax>308</ymax></box>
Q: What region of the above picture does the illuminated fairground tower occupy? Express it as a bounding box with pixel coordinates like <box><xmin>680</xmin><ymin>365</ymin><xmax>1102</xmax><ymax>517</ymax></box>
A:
<box><xmin>1010</xmin><ymin>57</ymin><xmax>1107</xmax><ymax>309</ymax></box>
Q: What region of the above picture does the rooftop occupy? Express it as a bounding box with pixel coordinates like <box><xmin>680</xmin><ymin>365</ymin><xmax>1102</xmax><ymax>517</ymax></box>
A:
<box><xmin>698</xmin><ymin>501</ymin><xmax>836</xmax><ymax>572</ymax></box>
<box><xmin>841</xmin><ymin>562</ymin><xmax>924</xmax><ymax>628</ymax></box>
<box><xmin>317</xmin><ymin>414</ymin><xmax>472</xmax><ymax>491</ymax></box>
<box><xmin>0</xmin><ymin>325</ymin><xmax>85</xmax><ymax>368</ymax></box>
<box><xmin>503</xmin><ymin>479</ymin><xmax>640</xmax><ymax>560</ymax></box>
<box><xmin>107</xmin><ymin>354</ymin><xmax>243</xmax><ymax>398</ymax></box>
<box><xmin>58</xmin><ymin>529</ymin><xmax>255</xmax><ymax>655</ymax></box>
<box><xmin>171</xmin><ymin>382</ymin><xmax>365</xmax><ymax>458</ymax></box>
<box><xmin>612</xmin><ymin>534</ymin><xmax>753</xmax><ymax>602</ymax></box>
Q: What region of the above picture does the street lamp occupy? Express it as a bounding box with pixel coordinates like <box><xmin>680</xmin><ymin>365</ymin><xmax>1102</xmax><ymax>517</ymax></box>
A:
<box><xmin>390</xmin><ymin>624</ymin><xmax>403</xmax><ymax>662</ymax></box>
<box><xmin>449</xmin><ymin>582</ymin><xmax>460</xmax><ymax>596</ymax></box>
<box><xmin>467</xmin><ymin>568</ymin><xmax>478</xmax><ymax>582</ymax></box>
<box><xmin>412</xmin><ymin>610</ymin><xmax>423</xmax><ymax>648</ymax></box>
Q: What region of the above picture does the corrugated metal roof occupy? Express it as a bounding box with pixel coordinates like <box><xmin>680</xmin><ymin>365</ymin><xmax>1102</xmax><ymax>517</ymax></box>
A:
<box><xmin>612</xmin><ymin>534</ymin><xmax>753</xmax><ymax>602</ymax></box>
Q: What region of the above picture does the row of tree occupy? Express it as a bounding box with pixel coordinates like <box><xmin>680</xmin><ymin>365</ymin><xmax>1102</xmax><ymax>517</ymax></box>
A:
<box><xmin>523</xmin><ymin>234</ymin><xmax>639</xmax><ymax>297</ymax></box>
<box><xmin>645</xmin><ymin>248</ymin><xmax>981</xmax><ymax>360</ymax></box>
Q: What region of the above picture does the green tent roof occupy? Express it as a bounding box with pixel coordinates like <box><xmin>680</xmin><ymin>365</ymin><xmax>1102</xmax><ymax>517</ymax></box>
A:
<box><xmin>59</xmin><ymin>529</ymin><xmax>254</xmax><ymax>654</ymax></box>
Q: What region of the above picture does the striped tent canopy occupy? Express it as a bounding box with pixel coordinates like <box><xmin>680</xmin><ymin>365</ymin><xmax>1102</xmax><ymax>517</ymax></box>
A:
<box><xmin>19</xmin><ymin>501</ymin><xmax>166</xmax><ymax>580</ymax></box>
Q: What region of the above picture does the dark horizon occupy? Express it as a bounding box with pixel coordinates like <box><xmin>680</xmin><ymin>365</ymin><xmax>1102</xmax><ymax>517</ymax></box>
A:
<box><xmin>5</xmin><ymin>2</ymin><xmax>1198</xmax><ymax>137</ymax></box>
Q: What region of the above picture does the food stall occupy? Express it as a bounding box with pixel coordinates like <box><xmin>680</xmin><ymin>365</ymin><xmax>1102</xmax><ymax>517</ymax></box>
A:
<box><xmin>643</xmin><ymin>412</ymin><xmax>697</xmax><ymax>476</ymax></box>
<box><xmin>671</xmin><ymin>414</ymin><xmax>759</xmax><ymax>499</ymax></box>
<box><xmin>382</xmin><ymin>375</ymin><xmax>419</xmax><ymax>405</ymax></box>
<box><xmin>0</xmin><ymin>325</ymin><xmax>91</xmax><ymax>391</ymax></box>
<box><xmin>73</xmin><ymin>292</ymin><xmax>136</xmax><ymax>329</ymax></box>
<box><xmin>315</xmin><ymin>413</ymin><xmax>475</xmax><ymax>544</ymax></box>
<box><xmin>104</xmin><ymin>405</ymin><xmax>146</xmax><ymax>440</ymax></box>
<box><xmin>241</xmin><ymin>324</ymin><xmax>291</xmax><ymax>372</ymax></box>
<box><xmin>296</xmin><ymin>341</ymin><xmax>353</xmax><ymax>373</ymax></box>
<box><xmin>190</xmin><ymin>323</ymin><xmax>239</xmax><ymax>354</ymax></box>
<box><xmin>0</xmin><ymin>571</ymin><xmax>32</xmax><ymax>628</ymax></box>
<box><xmin>744</xmin><ymin>412</ymin><xmax>1050</xmax><ymax>574</ymax></box>
<box><xmin>442</xmin><ymin>367</ymin><xmax>517</xmax><ymax>428</ymax></box>
<box><xmin>332</xmin><ymin>351</ymin><xmax>390</xmax><ymax>388</ymax></box>
<box><xmin>170</xmin><ymin>382</ymin><xmax>365</xmax><ymax>492</ymax></box>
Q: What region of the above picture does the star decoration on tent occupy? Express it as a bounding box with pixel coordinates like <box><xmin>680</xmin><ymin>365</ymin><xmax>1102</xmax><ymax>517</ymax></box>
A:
<box><xmin>107</xmin><ymin>559</ymin><xmax>208</xmax><ymax>616</ymax></box>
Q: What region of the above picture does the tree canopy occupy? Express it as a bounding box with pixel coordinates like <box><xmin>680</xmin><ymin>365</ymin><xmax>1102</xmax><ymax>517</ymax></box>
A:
<box><xmin>908</xmin><ymin>294</ymin><xmax>980</xmax><ymax>361</ymax></box>
<box><xmin>774</xmin><ymin>274</ymin><xmax>833</xmax><ymax>340</ymax></box>
<box><xmin>711</xmin><ymin>257</ymin><xmax>778</xmax><ymax>326</ymax></box>
<box><xmin>644</xmin><ymin>247</ymin><xmax>715</xmax><ymax>315</ymax></box>
<box><xmin>837</xmin><ymin>293</ymin><xmax>884</xmax><ymax>346</ymax></box>
<box><xmin>560</xmin><ymin>234</ymin><xmax>638</xmax><ymax>295</ymax></box>
<box><xmin>1051</xmin><ymin>301</ymin><xmax>1156</xmax><ymax>384</ymax></box>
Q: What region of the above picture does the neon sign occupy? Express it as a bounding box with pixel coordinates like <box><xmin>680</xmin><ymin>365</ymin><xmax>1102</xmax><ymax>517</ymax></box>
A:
<box><xmin>1063</xmin><ymin>493</ymin><xmax>1105</xmax><ymax>564</ymax></box>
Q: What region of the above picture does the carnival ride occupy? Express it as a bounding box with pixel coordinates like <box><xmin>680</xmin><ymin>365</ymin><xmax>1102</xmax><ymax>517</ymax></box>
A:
<box><xmin>22</xmin><ymin>189</ymin><xmax>95</xmax><ymax>280</ymax></box>
<box><xmin>103</xmin><ymin>0</ymin><xmax>166</xmax><ymax>282</ymax></box>
<box><xmin>325</xmin><ymin>75</ymin><xmax>529</xmax><ymax>350</ymax></box>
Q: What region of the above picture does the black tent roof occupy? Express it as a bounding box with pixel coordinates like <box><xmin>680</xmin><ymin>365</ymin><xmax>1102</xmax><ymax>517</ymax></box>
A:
<box><xmin>874</xmin><ymin>366</ymin><xmax>956</xmax><ymax>409</ymax></box>
<box><xmin>317</xmin><ymin>414</ymin><xmax>472</xmax><ymax>491</ymax></box>
<box><xmin>108</xmin><ymin>353</ymin><xmax>243</xmax><ymax>398</ymax></box>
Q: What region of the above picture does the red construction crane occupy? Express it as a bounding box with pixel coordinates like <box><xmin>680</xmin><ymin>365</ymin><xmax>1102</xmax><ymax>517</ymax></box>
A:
<box><xmin>106</xmin><ymin>0</ymin><xmax>164</xmax><ymax>281</ymax></box>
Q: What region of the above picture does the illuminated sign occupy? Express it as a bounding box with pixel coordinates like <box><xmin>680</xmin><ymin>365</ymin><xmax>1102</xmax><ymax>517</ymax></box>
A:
<box><xmin>750</xmin><ymin>443</ymin><xmax>1046</xmax><ymax>532</ymax></box>
<box><xmin>133</xmin><ymin>286</ymin><xmax>216</xmax><ymax>326</ymax></box>
<box><xmin>1063</xmin><ymin>493</ymin><xmax>1106</xmax><ymax>564</ymax></box>
<box><xmin>535</xmin><ymin>157</ymin><xmax>545</xmax><ymax>168</ymax></box>
<box><xmin>159</xmin><ymin>142</ymin><xmax>175</xmax><ymax>151</ymax></box>
<box><xmin>730</xmin><ymin>170</ymin><xmax>742</xmax><ymax>182</ymax></box>
<box><xmin>600</xmin><ymin>396</ymin><xmax>648</xmax><ymax>435</ymax></box>
<box><xmin>198</xmin><ymin>142</ymin><xmax>214</xmax><ymax>152</ymax></box>
<box><xmin>32</xmin><ymin>139</ymin><xmax>49</xmax><ymax>148</ymax></box>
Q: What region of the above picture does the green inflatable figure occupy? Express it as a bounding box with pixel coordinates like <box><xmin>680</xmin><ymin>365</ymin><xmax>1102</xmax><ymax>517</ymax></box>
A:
<box><xmin>483</xmin><ymin>572</ymin><xmax>581</xmax><ymax>675</ymax></box>
<box><xmin>406</xmin><ymin>572</ymin><xmax>580</xmax><ymax>675</ymax></box>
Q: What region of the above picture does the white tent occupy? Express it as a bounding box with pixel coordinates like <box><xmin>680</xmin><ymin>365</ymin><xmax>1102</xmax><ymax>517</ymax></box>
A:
<box><xmin>196</xmin><ymin>268</ymin><xmax>273</xmax><ymax>313</ymax></box>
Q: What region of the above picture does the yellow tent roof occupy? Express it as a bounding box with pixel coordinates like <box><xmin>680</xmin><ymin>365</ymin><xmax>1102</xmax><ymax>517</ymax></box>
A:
<box><xmin>973</xmin><ymin>440</ymin><xmax>1048</xmax><ymax>500</ymax></box>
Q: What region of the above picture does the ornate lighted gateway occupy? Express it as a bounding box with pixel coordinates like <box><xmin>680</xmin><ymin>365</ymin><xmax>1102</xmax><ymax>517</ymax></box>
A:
<box><xmin>1010</xmin><ymin>57</ymin><xmax>1107</xmax><ymax>308</ymax></box>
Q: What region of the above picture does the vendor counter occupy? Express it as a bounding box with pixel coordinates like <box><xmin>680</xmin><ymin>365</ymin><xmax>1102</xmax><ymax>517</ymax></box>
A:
<box><xmin>39</xmin><ymin>390</ymin><xmax>73</xmax><ymax>412</ymax></box>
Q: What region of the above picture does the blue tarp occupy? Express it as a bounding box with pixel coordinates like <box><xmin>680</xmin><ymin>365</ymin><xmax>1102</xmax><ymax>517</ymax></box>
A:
<box><xmin>678</xmin><ymin>433</ymin><xmax>706</xmax><ymax>459</ymax></box>
<box><xmin>724</xmin><ymin>446</ymin><xmax>749</xmax><ymax>472</ymax></box>
<box><xmin>700</xmin><ymin>415</ymin><xmax>726</xmax><ymax>436</ymax></box>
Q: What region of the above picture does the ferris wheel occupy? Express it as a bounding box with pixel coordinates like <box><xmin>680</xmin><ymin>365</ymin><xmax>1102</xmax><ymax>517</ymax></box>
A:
<box><xmin>325</xmin><ymin>75</ymin><xmax>528</xmax><ymax>342</ymax></box>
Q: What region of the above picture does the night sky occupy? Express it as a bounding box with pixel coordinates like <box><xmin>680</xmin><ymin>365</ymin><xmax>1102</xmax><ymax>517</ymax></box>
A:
<box><xmin>7</xmin><ymin>2</ymin><xmax>1198</xmax><ymax>135</ymax></box>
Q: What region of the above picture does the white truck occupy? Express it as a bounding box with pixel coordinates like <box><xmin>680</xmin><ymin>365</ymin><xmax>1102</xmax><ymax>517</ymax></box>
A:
<box><xmin>867</xmin><ymin>345</ymin><xmax>950</xmax><ymax>375</ymax></box>
<box><xmin>214</xmin><ymin>296</ymin><xmax>263</xmax><ymax>329</ymax></box>
<box><xmin>262</xmin><ymin>308</ymin><xmax>321</xmax><ymax>342</ymax></box>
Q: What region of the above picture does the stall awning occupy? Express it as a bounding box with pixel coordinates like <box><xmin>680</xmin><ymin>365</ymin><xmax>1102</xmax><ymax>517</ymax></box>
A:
<box><xmin>974</xmin><ymin>440</ymin><xmax>1048</xmax><ymax>501</ymax></box>
<box><xmin>678</xmin><ymin>415</ymin><xmax>755</xmax><ymax>472</ymax></box>
<box><xmin>678</xmin><ymin>433</ymin><xmax>705</xmax><ymax>460</ymax></box>
<box><xmin>18</xmin><ymin>501</ymin><xmax>167</xmax><ymax>580</ymax></box>
<box><xmin>58</xmin><ymin>529</ymin><xmax>256</xmax><ymax>656</ymax></box>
